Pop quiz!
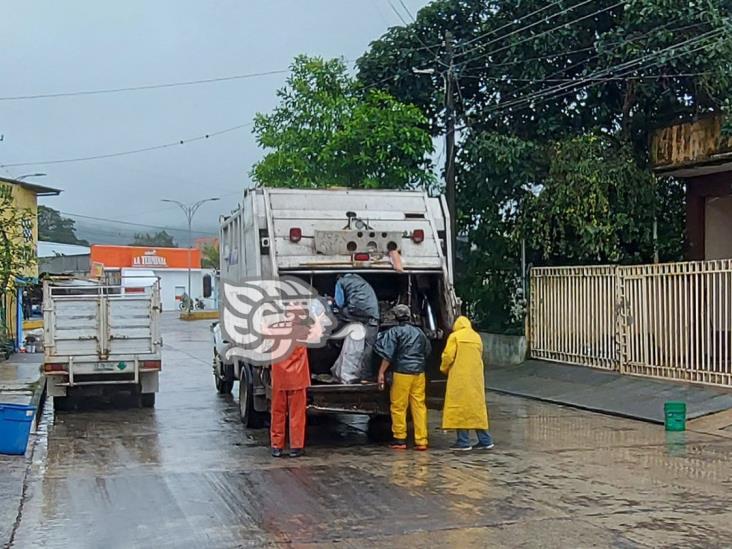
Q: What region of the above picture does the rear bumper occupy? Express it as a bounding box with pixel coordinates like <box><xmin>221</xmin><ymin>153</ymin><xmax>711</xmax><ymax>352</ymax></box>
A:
<box><xmin>46</xmin><ymin>368</ymin><xmax>159</xmax><ymax>397</ymax></box>
<box><xmin>307</xmin><ymin>383</ymin><xmax>390</xmax><ymax>416</ymax></box>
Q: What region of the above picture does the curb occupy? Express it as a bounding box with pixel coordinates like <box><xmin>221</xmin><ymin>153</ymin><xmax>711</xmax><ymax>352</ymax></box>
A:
<box><xmin>179</xmin><ymin>311</ymin><xmax>219</xmax><ymax>321</ymax></box>
<box><xmin>29</xmin><ymin>373</ymin><xmax>47</xmax><ymax>429</ymax></box>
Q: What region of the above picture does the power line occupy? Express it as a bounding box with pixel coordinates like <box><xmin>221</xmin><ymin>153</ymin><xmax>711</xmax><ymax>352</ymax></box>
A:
<box><xmin>62</xmin><ymin>211</ymin><xmax>216</xmax><ymax>235</ymax></box>
<box><xmin>459</xmin><ymin>72</ymin><xmax>711</xmax><ymax>83</ymax></box>
<box><xmin>456</xmin><ymin>1</ymin><xmax>626</xmax><ymax>69</ymax></box>
<box><xmin>0</xmin><ymin>122</ymin><xmax>253</xmax><ymax>168</ymax></box>
<box><xmin>459</xmin><ymin>0</ymin><xmax>567</xmax><ymax>49</ymax></box>
<box><xmin>476</xmin><ymin>30</ymin><xmax>724</xmax><ymax>118</ymax></box>
<box><xmin>0</xmin><ymin>69</ymin><xmax>291</xmax><ymax>102</ymax></box>
<box><xmin>385</xmin><ymin>0</ymin><xmax>448</xmax><ymax>67</ymax></box>
<box><xmin>492</xmin><ymin>18</ymin><xmax>703</xmax><ymax>99</ymax></box>
<box><xmin>456</xmin><ymin>0</ymin><xmax>596</xmax><ymax>61</ymax></box>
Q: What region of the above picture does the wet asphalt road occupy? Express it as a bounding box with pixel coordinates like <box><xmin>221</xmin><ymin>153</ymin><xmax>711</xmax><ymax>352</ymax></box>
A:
<box><xmin>7</xmin><ymin>314</ymin><xmax>732</xmax><ymax>548</ymax></box>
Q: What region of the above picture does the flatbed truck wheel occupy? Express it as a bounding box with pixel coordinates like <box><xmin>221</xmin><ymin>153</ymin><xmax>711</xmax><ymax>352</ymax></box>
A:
<box><xmin>141</xmin><ymin>393</ymin><xmax>156</xmax><ymax>408</ymax></box>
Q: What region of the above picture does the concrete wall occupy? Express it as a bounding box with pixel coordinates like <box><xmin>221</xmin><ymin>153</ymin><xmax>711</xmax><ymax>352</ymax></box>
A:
<box><xmin>480</xmin><ymin>332</ymin><xmax>527</xmax><ymax>367</ymax></box>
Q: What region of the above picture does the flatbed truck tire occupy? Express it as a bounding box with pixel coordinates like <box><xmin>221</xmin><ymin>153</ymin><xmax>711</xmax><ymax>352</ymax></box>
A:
<box><xmin>54</xmin><ymin>395</ymin><xmax>76</xmax><ymax>412</ymax></box>
<box><xmin>141</xmin><ymin>393</ymin><xmax>156</xmax><ymax>408</ymax></box>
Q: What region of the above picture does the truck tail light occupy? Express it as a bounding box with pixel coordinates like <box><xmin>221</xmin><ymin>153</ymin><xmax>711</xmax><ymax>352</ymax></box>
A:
<box><xmin>412</xmin><ymin>229</ymin><xmax>425</xmax><ymax>244</ymax></box>
<box><xmin>353</xmin><ymin>253</ymin><xmax>370</xmax><ymax>261</ymax></box>
<box><xmin>289</xmin><ymin>227</ymin><xmax>302</xmax><ymax>242</ymax></box>
<box><xmin>141</xmin><ymin>360</ymin><xmax>162</xmax><ymax>371</ymax></box>
<box><xmin>43</xmin><ymin>363</ymin><xmax>66</xmax><ymax>373</ymax></box>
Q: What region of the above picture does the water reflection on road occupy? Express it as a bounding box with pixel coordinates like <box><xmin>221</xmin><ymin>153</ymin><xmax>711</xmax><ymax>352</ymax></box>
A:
<box><xmin>9</xmin><ymin>314</ymin><xmax>732</xmax><ymax>548</ymax></box>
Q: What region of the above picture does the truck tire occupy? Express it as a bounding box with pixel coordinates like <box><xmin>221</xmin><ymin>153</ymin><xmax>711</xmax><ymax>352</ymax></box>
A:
<box><xmin>239</xmin><ymin>365</ymin><xmax>265</xmax><ymax>429</ymax></box>
<box><xmin>54</xmin><ymin>395</ymin><xmax>76</xmax><ymax>412</ymax></box>
<box><xmin>141</xmin><ymin>393</ymin><xmax>156</xmax><ymax>408</ymax></box>
<box><xmin>213</xmin><ymin>352</ymin><xmax>234</xmax><ymax>394</ymax></box>
<box><xmin>215</xmin><ymin>376</ymin><xmax>234</xmax><ymax>395</ymax></box>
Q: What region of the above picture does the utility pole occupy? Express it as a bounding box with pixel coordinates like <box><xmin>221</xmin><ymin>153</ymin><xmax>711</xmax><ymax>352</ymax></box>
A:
<box><xmin>161</xmin><ymin>197</ymin><xmax>219</xmax><ymax>311</ymax></box>
<box><xmin>412</xmin><ymin>31</ymin><xmax>458</xmax><ymax>271</ymax></box>
<box><xmin>444</xmin><ymin>30</ymin><xmax>457</xmax><ymax>270</ymax></box>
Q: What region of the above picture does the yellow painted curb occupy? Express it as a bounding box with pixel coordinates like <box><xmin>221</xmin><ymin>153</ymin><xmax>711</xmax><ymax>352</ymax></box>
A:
<box><xmin>23</xmin><ymin>319</ymin><xmax>43</xmax><ymax>330</ymax></box>
<box><xmin>179</xmin><ymin>310</ymin><xmax>219</xmax><ymax>321</ymax></box>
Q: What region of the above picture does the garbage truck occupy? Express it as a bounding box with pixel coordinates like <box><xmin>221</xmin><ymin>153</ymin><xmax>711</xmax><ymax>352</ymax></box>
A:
<box><xmin>43</xmin><ymin>276</ymin><xmax>162</xmax><ymax>410</ymax></box>
<box><xmin>212</xmin><ymin>187</ymin><xmax>459</xmax><ymax>427</ymax></box>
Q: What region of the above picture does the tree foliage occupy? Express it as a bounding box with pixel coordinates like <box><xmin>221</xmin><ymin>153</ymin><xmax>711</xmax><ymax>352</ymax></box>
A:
<box><xmin>37</xmin><ymin>206</ymin><xmax>89</xmax><ymax>246</ymax></box>
<box><xmin>201</xmin><ymin>242</ymin><xmax>219</xmax><ymax>269</ymax></box>
<box><xmin>356</xmin><ymin>0</ymin><xmax>730</xmax><ymax>331</ymax></box>
<box><xmin>130</xmin><ymin>231</ymin><xmax>177</xmax><ymax>248</ymax></box>
<box><xmin>0</xmin><ymin>185</ymin><xmax>36</xmax><ymax>333</ymax></box>
<box><xmin>252</xmin><ymin>55</ymin><xmax>435</xmax><ymax>190</ymax></box>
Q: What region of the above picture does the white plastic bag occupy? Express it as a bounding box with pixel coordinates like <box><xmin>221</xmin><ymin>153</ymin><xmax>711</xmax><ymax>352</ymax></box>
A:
<box><xmin>331</xmin><ymin>326</ymin><xmax>365</xmax><ymax>384</ymax></box>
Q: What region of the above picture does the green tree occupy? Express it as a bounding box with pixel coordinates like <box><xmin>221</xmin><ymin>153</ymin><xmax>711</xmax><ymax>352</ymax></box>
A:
<box><xmin>201</xmin><ymin>242</ymin><xmax>219</xmax><ymax>269</ymax></box>
<box><xmin>37</xmin><ymin>206</ymin><xmax>89</xmax><ymax>245</ymax></box>
<box><xmin>356</xmin><ymin>0</ymin><xmax>732</xmax><ymax>331</ymax></box>
<box><xmin>130</xmin><ymin>231</ymin><xmax>177</xmax><ymax>247</ymax></box>
<box><xmin>0</xmin><ymin>185</ymin><xmax>36</xmax><ymax>340</ymax></box>
<box><xmin>252</xmin><ymin>55</ymin><xmax>435</xmax><ymax>190</ymax></box>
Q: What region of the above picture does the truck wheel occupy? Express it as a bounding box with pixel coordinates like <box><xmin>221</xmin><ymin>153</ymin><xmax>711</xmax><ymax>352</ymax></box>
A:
<box><xmin>54</xmin><ymin>395</ymin><xmax>76</xmax><ymax>412</ymax></box>
<box><xmin>141</xmin><ymin>393</ymin><xmax>156</xmax><ymax>408</ymax></box>
<box><xmin>239</xmin><ymin>367</ymin><xmax>265</xmax><ymax>429</ymax></box>
<box><xmin>215</xmin><ymin>375</ymin><xmax>234</xmax><ymax>395</ymax></box>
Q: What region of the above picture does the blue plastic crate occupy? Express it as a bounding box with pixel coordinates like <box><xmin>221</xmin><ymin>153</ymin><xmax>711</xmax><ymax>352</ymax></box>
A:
<box><xmin>0</xmin><ymin>403</ymin><xmax>36</xmax><ymax>455</ymax></box>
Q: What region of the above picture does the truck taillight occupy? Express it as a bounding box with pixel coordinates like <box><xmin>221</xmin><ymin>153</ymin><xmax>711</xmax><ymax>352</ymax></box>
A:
<box><xmin>43</xmin><ymin>363</ymin><xmax>66</xmax><ymax>373</ymax></box>
<box><xmin>412</xmin><ymin>229</ymin><xmax>425</xmax><ymax>244</ymax></box>
<box><xmin>353</xmin><ymin>253</ymin><xmax>370</xmax><ymax>261</ymax></box>
<box><xmin>289</xmin><ymin>227</ymin><xmax>302</xmax><ymax>242</ymax></box>
<box><xmin>141</xmin><ymin>360</ymin><xmax>162</xmax><ymax>371</ymax></box>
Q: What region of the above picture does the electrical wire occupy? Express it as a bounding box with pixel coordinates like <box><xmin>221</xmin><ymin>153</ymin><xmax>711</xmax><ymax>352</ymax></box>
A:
<box><xmin>61</xmin><ymin>211</ymin><xmax>216</xmax><ymax>235</ymax></box>
<box><xmin>0</xmin><ymin>70</ymin><xmax>291</xmax><ymax>102</ymax></box>
<box><xmin>455</xmin><ymin>0</ymin><xmax>596</xmax><ymax>61</ymax></box>
<box><xmin>455</xmin><ymin>1</ymin><xmax>626</xmax><ymax>69</ymax></box>
<box><xmin>478</xmin><ymin>29</ymin><xmax>724</xmax><ymax>117</ymax></box>
<box><xmin>458</xmin><ymin>0</ymin><xmax>568</xmax><ymax>49</ymax></box>
<box><xmin>386</xmin><ymin>0</ymin><xmax>448</xmax><ymax>67</ymax></box>
<box><xmin>0</xmin><ymin>122</ymin><xmax>253</xmax><ymax>168</ymax></box>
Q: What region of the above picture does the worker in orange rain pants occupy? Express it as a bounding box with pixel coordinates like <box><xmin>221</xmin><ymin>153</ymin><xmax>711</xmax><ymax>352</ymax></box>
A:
<box><xmin>270</xmin><ymin>345</ymin><xmax>310</xmax><ymax>458</ymax></box>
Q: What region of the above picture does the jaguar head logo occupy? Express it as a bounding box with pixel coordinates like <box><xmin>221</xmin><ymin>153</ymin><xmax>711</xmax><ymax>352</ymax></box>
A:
<box><xmin>221</xmin><ymin>277</ymin><xmax>365</xmax><ymax>365</ymax></box>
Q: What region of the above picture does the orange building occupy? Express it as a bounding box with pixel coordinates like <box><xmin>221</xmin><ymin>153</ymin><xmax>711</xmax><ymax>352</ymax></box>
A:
<box><xmin>90</xmin><ymin>245</ymin><xmax>213</xmax><ymax>311</ymax></box>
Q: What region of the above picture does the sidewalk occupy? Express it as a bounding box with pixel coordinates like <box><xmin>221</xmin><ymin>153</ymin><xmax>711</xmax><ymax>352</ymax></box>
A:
<box><xmin>0</xmin><ymin>352</ymin><xmax>44</xmax><ymax>406</ymax></box>
<box><xmin>0</xmin><ymin>352</ymin><xmax>45</xmax><ymax>547</ymax></box>
<box><xmin>486</xmin><ymin>359</ymin><xmax>732</xmax><ymax>424</ymax></box>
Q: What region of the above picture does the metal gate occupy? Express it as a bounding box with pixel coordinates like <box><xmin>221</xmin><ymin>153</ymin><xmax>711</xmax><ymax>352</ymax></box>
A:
<box><xmin>530</xmin><ymin>260</ymin><xmax>732</xmax><ymax>387</ymax></box>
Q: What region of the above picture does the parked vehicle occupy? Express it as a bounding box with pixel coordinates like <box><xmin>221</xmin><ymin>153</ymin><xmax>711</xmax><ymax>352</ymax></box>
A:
<box><xmin>213</xmin><ymin>187</ymin><xmax>458</xmax><ymax>427</ymax></box>
<box><xmin>43</xmin><ymin>278</ymin><xmax>162</xmax><ymax>410</ymax></box>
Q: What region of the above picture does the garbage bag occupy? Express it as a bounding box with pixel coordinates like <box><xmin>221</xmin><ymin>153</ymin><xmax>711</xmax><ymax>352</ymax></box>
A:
<box><xmin>331</xmin><ymin>327</ymin><xmax>365</xmax><ymax>384</ymax></box>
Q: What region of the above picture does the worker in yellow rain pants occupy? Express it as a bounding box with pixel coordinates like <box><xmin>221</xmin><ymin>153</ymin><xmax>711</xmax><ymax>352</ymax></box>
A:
<box><xmin>375</xmin><ymin>304</ymin><xmax>431</xmax><ymax>450</ymax></box>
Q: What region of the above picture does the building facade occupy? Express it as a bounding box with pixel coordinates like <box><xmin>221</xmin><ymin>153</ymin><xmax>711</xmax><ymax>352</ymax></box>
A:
<box><xmin>0</xmin><ymin>177</ymin><xmax>61</xmax><ymax>350</ymax></box>
<box><xmin>651</xmin><ymin>115</ymin><xmax>732</xmax><ymax>260</ymax></box>
<box><xmin>89</xmin><ymin>245</ymin><xmax>215</xmax><ymax>311</ymax></box>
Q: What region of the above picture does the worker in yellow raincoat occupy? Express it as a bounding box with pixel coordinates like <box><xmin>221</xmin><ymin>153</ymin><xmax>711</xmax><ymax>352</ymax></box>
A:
<box><xmin>440</xmin><ymin>316</ymin><xmax>493</xmax><ymax>451</ymax></box>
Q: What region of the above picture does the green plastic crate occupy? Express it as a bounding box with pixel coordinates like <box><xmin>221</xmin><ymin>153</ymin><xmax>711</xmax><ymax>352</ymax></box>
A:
<box><xmin>664</xmin><ymin>401</ymin><xmax>686</xmax><ymax>432</ymax></box>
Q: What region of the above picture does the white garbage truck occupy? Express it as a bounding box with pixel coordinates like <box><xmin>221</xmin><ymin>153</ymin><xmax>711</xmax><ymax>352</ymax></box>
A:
<box><xmin>212</xmin><ymin>187</ymin><xmax>459</xmax><ymax>427</ymax></box>
<box><xmin>43</xmin><ymin>277</ymin><xmax>162</xmax><ymax>410</ymax></box>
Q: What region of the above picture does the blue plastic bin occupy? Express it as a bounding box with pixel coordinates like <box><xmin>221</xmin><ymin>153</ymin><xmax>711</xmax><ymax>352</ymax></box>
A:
<box><xmin>0</xmin><ymin>403</ymin><xmax>36</xmax><ymax>455</ymax></box>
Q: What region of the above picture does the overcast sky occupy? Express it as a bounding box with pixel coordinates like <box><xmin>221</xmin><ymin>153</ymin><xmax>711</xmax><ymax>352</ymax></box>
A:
<box><xmin>1</xmin><ymin>0</ymin><xmax>428</xmax><ymax>243</ymax></box>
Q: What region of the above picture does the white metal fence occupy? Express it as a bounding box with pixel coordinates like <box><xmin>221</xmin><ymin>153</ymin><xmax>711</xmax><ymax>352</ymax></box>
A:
<box><xmin>530</xmin><ymin>266</ymin><xmax>619</xmax><ymax>370</ymax></box>
<box><xmin>530</xmin><ymin>260</ymin><xmax>732</xmax><ymax>388</ymax></box>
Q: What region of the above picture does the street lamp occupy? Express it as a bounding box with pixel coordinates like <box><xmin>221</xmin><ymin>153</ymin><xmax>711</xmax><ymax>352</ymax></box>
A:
<box><xmin>161</xmin><ymin>197</ymin><xmax>219</xmax><ymax>311</ymax></box>
<box><xmin>16</xmin><ymin>173</ymin><xmax>47</xmax><ymax>181</ymax></box>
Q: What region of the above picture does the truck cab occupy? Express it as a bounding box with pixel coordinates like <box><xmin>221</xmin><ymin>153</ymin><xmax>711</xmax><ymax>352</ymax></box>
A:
<box><xmin>214</xmin><ymin>187</ymin><xmax>458</xmax><ymax>427</ymax></box>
